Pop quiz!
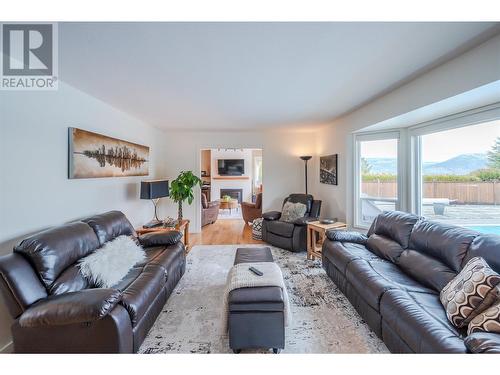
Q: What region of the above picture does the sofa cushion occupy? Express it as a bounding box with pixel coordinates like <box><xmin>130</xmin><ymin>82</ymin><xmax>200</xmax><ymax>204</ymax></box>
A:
<box><xmin>120</xmin><ymin>264</ymin><xmax>166</xmax><ymax>326</ymax></box>
<box><xmin>49</xmin><ymin>264</ymin><xmax>90</xmax><ymax>295</ymax></box>
<box><xmin>345</xmin><ymin>259</ymin><xmax>434</xmax><ymax>312</ymax></box>
<box><xmin>371</xmin><ymin>211</ymin><xmax>419</xmax><ymax>249</ymax></box>
<box><xmin>367</xmin><ymin>234</ymin><xmax>405</xmax><ymax>263</ymax></box>
<box><xmin>147</xmin><ymin>242</ymin><xmax>185</xmax><ymax>278</ymax></box>
<box><xmin>397</xmin><ymin>249</ymin><xmax>456</xmax><ymax>292</ymax></box>
<box><xmin>381</xmin><ymin>289</ymin><xmax>467</xmax><ymax>353</ymax></box>
<box><xmin>440</xmin><ymin>257</ymin><xmax>500</xmax><ymax>328</ymax></box>
<box><xmin>266</xmin><ymin>220</ymin><xmax>294</xmax><ymax>238</ymax></box>
<box><xmin>409</xmin><ymin>220</ymin><xmax>477</xmax><ymax>272</ymax></box>
<box><xmin>464</xmin><ymin>234</ymin><xmax>500</xmax><ymax>274</ymax></box>
<box><xmin>322</xmin><ymin>241</ymin><xmax>379</xmax><ymax>275</ymax></box>
<box><xmin>82</xmin><ymin>211</ymin><xmax>137</xmax><ymax>246</ymax></box>
<box><xmin>14</xmin><ymin>222</ymin><xmax>100</xmax><ymax>289</ymax></box>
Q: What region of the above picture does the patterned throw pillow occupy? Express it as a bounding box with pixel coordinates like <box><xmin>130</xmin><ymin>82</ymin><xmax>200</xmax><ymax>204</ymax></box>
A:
<box><xmin>468</xmin><ymin>299</ymin><xmax>500</xmax><ymax>335</ymax></box>
<box><xmin>440</xmin><ymin>257</ymin><xmax>500</xmax><ymax>328</ymax></box>
<box><xmin>280</xmin><ymin>201</ymin><xmax>307</xmax><ymax>223</ymax></box>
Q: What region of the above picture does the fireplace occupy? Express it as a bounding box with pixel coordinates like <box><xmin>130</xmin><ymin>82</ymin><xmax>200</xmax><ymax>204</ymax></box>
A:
<box><xmin>220</xmin><ymin>189</ymin><xmax>243</xmax><ymax>204</ymax></box>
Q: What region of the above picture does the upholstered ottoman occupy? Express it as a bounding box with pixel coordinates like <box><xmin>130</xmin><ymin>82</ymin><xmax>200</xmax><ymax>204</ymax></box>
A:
<box><xmin>227</xmin><ymin>247</ymin><xmax>286</xmax><ymax>354</ymax></box>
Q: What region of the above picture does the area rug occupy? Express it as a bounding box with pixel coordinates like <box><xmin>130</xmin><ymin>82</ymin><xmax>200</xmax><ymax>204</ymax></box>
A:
<box><xmin>138</xmin><ymin>244</ymin><xmax>388</xmax><ymax>354</ymax></box>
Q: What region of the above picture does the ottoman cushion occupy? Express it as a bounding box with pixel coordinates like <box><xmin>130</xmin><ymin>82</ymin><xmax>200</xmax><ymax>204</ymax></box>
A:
<box><xmin>234</xmin><ymin>247</ymin><xmax>273</xmax><ymax>264</ymax></box>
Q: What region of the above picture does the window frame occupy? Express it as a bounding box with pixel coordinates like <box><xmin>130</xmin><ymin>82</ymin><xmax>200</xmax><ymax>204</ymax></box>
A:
<box><xmin>409</xmin><ymin>103</ymin><xmax>500</xmax><ymax>216</ymax></box>
<box><xmin>353</xmin><ymin>130</ymin><xmax>402</xmax><ymax>229</ymax></box>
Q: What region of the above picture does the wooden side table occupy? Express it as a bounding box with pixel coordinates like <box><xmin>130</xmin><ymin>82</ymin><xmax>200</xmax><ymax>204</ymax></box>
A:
<box><xmin>307</xmin><ymin>221</ymin><xmax>347</xmax><ymax>260</ymax></box>
<box><xmin>136</xmin><ymin>219</ymin><xmax>190</xmax><ymax>252</ymax></box>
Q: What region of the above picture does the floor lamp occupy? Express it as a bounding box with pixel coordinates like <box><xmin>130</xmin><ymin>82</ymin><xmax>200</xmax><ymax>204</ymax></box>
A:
<box><xmin>300</xmin><ymin>156</ymin><xmax>312</xmax><ymax>194</ymax></box>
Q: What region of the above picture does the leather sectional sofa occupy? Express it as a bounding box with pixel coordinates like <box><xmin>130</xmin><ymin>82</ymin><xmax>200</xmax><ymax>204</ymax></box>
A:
<box><xmin>0</xmin><ymin>211</ymin><xmax>186</xmax><ymax>353</ymax></box>
<box><xmin>322</xmin><ymin>211</ymin><xmax>500</xmax><ymax>353</ymax></box>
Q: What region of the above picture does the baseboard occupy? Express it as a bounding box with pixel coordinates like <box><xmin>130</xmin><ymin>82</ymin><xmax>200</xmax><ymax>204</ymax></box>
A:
<box><xmin>0</xmin><ymin>340</ymin><xmax>13</xmax><ymax>353</ymax></box>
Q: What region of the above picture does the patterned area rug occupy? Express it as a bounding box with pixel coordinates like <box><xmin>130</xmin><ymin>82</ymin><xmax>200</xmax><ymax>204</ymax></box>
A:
<box><xmin>139</xmin><ymin>244</ymin><xmax>388</xmax><ymax>354</ymax></box>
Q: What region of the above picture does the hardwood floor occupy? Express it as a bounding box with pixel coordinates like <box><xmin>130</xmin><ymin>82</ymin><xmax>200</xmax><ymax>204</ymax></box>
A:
<box><xmin>190</xmin><ymin>219</ymin><xmax>264</xmax><ymax>246</ymax></box>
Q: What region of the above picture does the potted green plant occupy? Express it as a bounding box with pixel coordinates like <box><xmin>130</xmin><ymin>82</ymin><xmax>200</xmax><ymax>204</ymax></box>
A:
<box><xmin>169</xmin><ymin>171</ymin><xmax>202</xmax><ymax>221</ymax></box>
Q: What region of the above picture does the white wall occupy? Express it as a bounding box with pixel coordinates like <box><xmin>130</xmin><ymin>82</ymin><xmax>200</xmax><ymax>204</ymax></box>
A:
<box><xmin>0</xmin><ymin>82</ymin><xmax>168</xmax><ymax>352</ymax></box>
<box><xmin>210</xmin><ymin>149</ymin><xmax>253</xmax><ymax>202</ymax></box>
<box><xmin>157</xmin><ymin>130</ymin><xmax>317</xmax><ymax>232</ymax></box>
<box><xmin>313</xmin><ymin>33</ymin><xmax>500</xmax><ymax>227</ymax></box>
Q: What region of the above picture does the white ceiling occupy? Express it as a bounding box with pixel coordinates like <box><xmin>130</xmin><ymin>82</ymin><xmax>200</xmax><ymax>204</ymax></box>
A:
<box><xmin>59</xmin><ymin>22</ymin><xmax>499</xmax><ymax>131</ymax></box>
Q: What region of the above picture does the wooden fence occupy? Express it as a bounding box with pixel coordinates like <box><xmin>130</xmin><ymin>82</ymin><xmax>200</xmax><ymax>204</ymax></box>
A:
<box><xmin>362</xmin><ymin>181</ymin><xmax>500</xmax><ymax>205</ymax></box>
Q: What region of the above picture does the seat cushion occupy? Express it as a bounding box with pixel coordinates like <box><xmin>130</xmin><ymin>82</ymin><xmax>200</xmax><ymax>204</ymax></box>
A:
<box><xmin>14</xmin><ymin>222</ymin><xmax>100</xmax><ymax>289</ymax></box>
<box><xmin>82</xmin><ymin>211</ymin><xmax>137</xmax><ymax>246</ymax></box>
<box><xmin>322</xmin><ymin>241</ymin><xmax>380</xmax><ymax>275</ymax></box>
<box><xmin>234</xmin><ymin>247</ymin><xmax>273</xmax><ymax>264</ymax></box>
<box><xmin>147</xmin><ymin>242</ymin><xmax>185</xmax><ymax>278</ymax></box>
<box><xmin>266</xmin><ymin>220</ymin><xmax>295</xmax><ymax>238</ymax></box>
<box><xmin>381</xmin><ymin>289</ymin><xmax>467</xmax><ymax>353</ymax></box>
<box><xmin>397</xmin><ymin>249</ymin><xmax>457</xmax><ymax>292</ymax></box>
<box><xmin>120</xmin><ymin>264</ymin><xmax>166</xmax><ymax>326</ymax></box>
<box><xmin>345</xmin><ymin>259</ymin><xmax>435</xmax><ymax>311</ymax></box>
<box><xmin>409</xmin><ymin>220</ymin><xmax>478</xmax><ymax>272</ymax></box>
<box><xmin>369</xmin><ymin>211</ymin><xmax>419</xmax><ymax>249</ymax></box>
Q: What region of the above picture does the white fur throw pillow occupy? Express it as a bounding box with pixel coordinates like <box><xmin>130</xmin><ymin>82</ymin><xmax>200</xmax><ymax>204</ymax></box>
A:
<box><xmin>78</xmin><ymin>235</ymin><xmax>145</xmax><ymax>288</ymax></box>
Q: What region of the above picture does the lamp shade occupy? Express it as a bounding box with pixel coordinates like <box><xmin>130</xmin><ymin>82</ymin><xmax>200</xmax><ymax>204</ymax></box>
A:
<box><xmin>140</xmin><ymin>180</ymin><xmax>169</xmax><ymax>200</ymax></box>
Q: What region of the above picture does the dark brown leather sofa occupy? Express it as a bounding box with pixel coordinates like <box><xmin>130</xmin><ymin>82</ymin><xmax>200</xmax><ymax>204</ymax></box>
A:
<box><xmin>262</xmin><ymin>194</ymin><xmax>321</xmax><ymax>252</ymax></box>
<box><xmin>322</xmin><ymin>211</ymin><xmax>500</xmax><ymax>353</ymax></box>
<box><xmin>201</xmin><ymin>192</ymin><xmax>220</xmax><ymax>227</ymax></box>
<box><xmin>0</xmin><ymin>211</ymin><xmax>186</xmax><ymax>353</ymax></box>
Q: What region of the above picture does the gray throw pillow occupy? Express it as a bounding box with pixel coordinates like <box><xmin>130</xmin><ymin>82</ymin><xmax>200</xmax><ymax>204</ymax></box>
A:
<box><xmin>280</xmin><ymin>201</ymin><xmax>307</xmax><ymax>223</ymax></box>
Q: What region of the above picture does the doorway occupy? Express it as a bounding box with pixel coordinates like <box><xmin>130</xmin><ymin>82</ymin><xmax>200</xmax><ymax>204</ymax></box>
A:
<box><xmin>199</xmin><ymin>148</ymin><xmax>263</xmax><ymax>240</ymax></box>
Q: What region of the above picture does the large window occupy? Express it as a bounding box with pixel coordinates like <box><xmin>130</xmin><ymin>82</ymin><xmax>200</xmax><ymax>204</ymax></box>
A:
<box><xmin>415</xmin><ymin>119</ymin><xmax>500</xmax><ymax>233</ymax></box>
<box><xmin>355</xmin><ymin>133</ymin><xmax>400</xmax><ymax>228</ymax></box>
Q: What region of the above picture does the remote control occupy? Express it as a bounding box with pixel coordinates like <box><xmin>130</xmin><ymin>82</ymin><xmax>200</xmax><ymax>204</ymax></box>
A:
<box><xmin>249</xmin><ymin>267</ymin><xmax>263</xmax><ymax>276</ymax></box>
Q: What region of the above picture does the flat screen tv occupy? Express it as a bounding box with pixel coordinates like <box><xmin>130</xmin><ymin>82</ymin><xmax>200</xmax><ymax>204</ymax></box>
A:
<box><xmin>218</xmin><ymin>159</ymin><xmax>244</xmax><ymax>176</ymax></box>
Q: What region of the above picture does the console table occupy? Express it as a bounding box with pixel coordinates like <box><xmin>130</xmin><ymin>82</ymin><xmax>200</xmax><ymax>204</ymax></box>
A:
<box><xmin>307</xmin><ymin>221</ymin><xmax>347</xmax><ymax>260</ymax></box>
<box><xmin>136</xmin><ymin>219</ymin><xmax>190</xmax><ymax>252</ymax></box>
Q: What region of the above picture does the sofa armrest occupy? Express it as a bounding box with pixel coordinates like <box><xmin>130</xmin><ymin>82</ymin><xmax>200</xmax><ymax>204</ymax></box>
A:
<box><xmin>138</xmin><ymin>230</ymin><xmax>182</xmax><ymax>247</ymax></box>
<box><xmin>19</xmin><ymin>288</ymin><xmax>122</xmax><ymax>328</ymax></box>
<box><xmin>465</xmin><ymin>332</ymin><xmax>500</xmax><ymax>353</ymax></box>
<box><xmin>293</xmin><ymin>217</ymin><xmax>318</xmax><ymax>226</ymax></box>
<box><xmin>262</xmin><ymin>211</ymin><xmax>281</xmax><ymax>221</ymax></box>
<box><xmin>326</xmin><ymin>230</ymin><xmax>368</xmax><ymax>245</ymax></box>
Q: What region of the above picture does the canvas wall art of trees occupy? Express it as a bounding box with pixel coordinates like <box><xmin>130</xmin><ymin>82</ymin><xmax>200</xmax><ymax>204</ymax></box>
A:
<box><xmin>68</xmin><ymin>128</ymin><xmax>149</xmax><ymax>178</ymax></box>
<box><xmin>320</xmin><ymin>154</ymin><xmax>338</xmax><ymax>185</ymax></box>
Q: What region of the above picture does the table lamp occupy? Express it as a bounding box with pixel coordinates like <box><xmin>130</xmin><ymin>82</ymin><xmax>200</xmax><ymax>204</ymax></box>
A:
<box><xmin>140</xmin><ymin>179</ymin><xmax>169</xmax><ymax>228</ymax></box>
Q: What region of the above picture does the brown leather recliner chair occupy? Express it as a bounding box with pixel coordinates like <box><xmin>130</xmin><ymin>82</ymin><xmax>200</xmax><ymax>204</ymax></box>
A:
<box><xmin>241</xmin><ymin>192</ymin><xmax>262</xmax><ymax>225</ymax></box>
<box><xmin>0</xmin><ymin>211</ymin><xmax>186</xmax><ymax>353</ymax></box>
<box><xmin>201</xmin><ymin>192</ymin><xmax>219</xmax><ymax>227</ymax></box>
